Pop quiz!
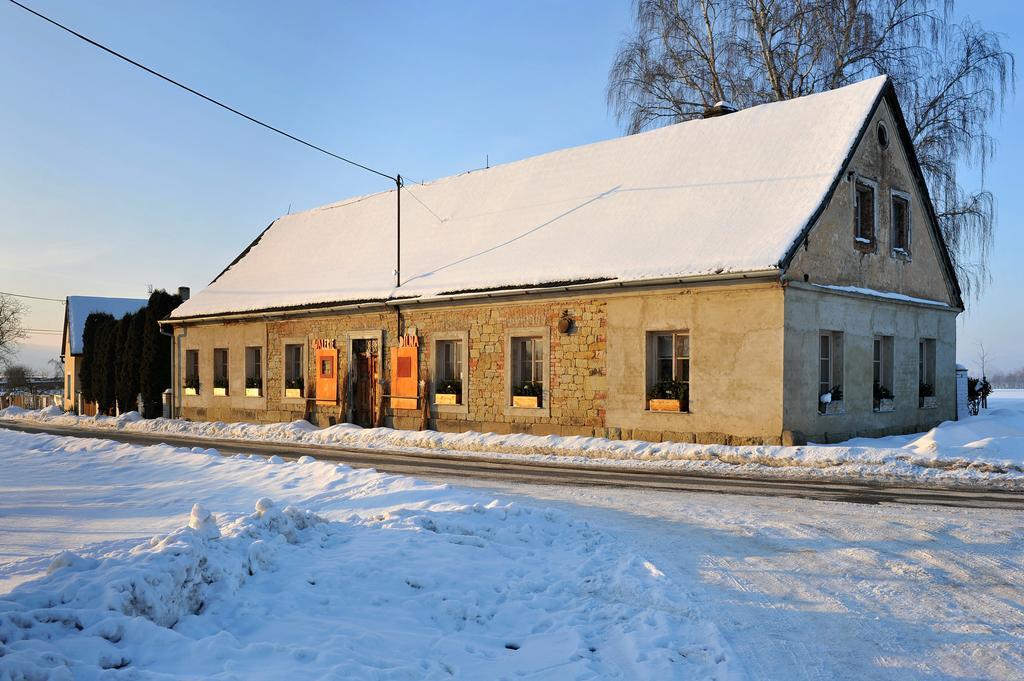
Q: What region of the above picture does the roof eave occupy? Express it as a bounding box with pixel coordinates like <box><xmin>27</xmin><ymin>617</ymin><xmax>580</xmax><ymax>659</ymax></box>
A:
<box><xmin>161</xmin><ymin>268</ymin><xmax>782</xmax><ymax>326</ymax></box>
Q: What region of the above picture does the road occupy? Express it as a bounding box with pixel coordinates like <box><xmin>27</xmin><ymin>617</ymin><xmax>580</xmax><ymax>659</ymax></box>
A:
<box><xmin>2</xmin><ymin>419</ymin><xmax>1021</xmax><ymax>509</ymax></box>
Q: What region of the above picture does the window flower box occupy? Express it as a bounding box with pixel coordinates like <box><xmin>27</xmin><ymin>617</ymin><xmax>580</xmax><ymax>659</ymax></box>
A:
<box><xmin>512</xmin><ymin>381</ymin><xmax>542</xmax><ymax>409</ymax></box>
<box><xmin>824</xmin><ymin>399</ymin><xmax>845</xmax><ymax>415</ymax></box>
<box><xmin>873</xmin><ymin>383</ymin><xmax>894</xmax><ymax>413</ymax></box>
<box><xmin>649</xmin><ymin>398</ymin><xmax>682</xmax><ymax>412</ymax></box>
<box><xmin>434</xmin><ymin>379</ymin><xmax>461</xmax><ymax>406</ymax></box>
<box><xmin>513</xmin><ymin>395</ymin><xmax>539</xmax><ymax>409</ymax></box>
<box><xmin>285</xmin><ymin>378</ymin><xmax>304</xmax><ymax>399</ymax></box>
<box><xmin>245</xmin><ymin>378</ymin><xmax>262</xmax><ymax>398</ymax></box>
<box><xmin>184</xmin><ymin>387</ymin><xmax>198</xmax><ymax>396</ymax></box>
<box><xmin>919</xmin><ymin>383</ymin><xmax>936</xmax><ymax>409</ymax></box>
<box><xmin>819</xmin><ymin>386</ymin><xmax>843</xmax><ymax>415</ymax></box>
<box><xmin>647</xmin><ymin>380</ymin><xmax>688</xmax><ymax>413</ymax></box>
<box><xmin>245</xmin><ymin>388</ymin><xmax>261</xmax><ymax>397</ymax></box>
<box><xmin>213</xmin><ymin>387</ymin><xmax>227</xmax><ymax>397</ymax></box>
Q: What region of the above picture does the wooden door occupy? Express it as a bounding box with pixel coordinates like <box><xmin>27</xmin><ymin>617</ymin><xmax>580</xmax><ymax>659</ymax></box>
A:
<box><xmin>353</xmin><ymin>339</ymin><xmax>378</xmax><ymax>427</ymax></box>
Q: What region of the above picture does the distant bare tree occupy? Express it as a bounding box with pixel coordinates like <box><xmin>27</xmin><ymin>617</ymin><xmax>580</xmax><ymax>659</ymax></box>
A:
<box><xmin>977</xmin><ymin>341</ymin><xmax>992</xmax><ymax>377</ymax></box>
<box><xmin>608</xmin><ymin>0</ymin><xmax>1014</xmax><ymax>298</ymax></box>
<box><xmin>990</xmin><ymin>367</ymin><xmax>1024</xmax><ymax>389</ymax></box>
<box><xmin>3</xmin><ymin>364</ymin><xmax>30</xmax><ymax>390</ymax></box>
<box><xmin>0</xmin><ymin>295</ymin><xmax>28</xmax><ymax>369</ymax></box>
<box><xmin>48</xmin><ymin>357</ymin><xmax>65</xmax><ymax>380</ymax></box>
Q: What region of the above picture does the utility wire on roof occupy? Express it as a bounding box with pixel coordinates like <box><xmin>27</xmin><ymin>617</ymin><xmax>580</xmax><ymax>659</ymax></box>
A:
<box><xmin>0</xmin><ymin>290</ymin><xmax>65</xmax><ymax>303</ymax></box>
<box><xmin>403</xmin><ymin>185</ymin><xmax>446</xmax><ymax>224</ymax></box>
<box><xmin>5</xmin><ymin>0</ymin><xmax>397</xmax><ymax>184</ymax></box>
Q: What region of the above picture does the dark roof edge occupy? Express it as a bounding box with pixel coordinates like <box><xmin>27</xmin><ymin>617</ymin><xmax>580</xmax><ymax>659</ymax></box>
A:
<box><xmin>777</xmin><ymin>78</ymin><xmax>964</xmax><ymax>310</ymax></box>
<box><xmin>209</xmin><ymin>220</ymin><xmax>276</xmax><ymax>286</ymax></box>
<box><xmin>778</xmin><ymin>80</ymin><xmax>887</xmax><ymax>270</ymax></box>
<box><xmin>879</xmin><ymin>82</ymin><xmax>964</xmax><ymax>309</ymax></box>
<box><xmin>60</xmin><ymin>298</ymin><xmax>69</xmax><ymax>359</ymax></box>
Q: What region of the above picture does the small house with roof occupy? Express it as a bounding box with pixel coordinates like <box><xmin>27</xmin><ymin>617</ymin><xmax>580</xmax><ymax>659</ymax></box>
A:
<box><xmin>61</xmin><ymin>295</ymin><xmax>148</xmax><ymax>414</ymax></box>
<box><xmin>161</xmin><ymin>76</ymin><xmax>961</xmax><ymax>445</ymax></box>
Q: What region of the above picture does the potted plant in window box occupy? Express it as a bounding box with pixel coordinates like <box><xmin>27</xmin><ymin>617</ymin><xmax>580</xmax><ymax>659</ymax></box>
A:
<box><xmin>213</xmin><ymin>376</ymin><xmax>228</xmax><ymax>397</ymax></box>
<box><xmin>819</xmin><ymin>385</ymin><xmax>844</xmax><ymax>415</ymax></box>
<box><xmin>184</xmin><ymin>376</ymin><xmax>200</xmax><ymax>396</ymax></box>
<box><xmin>245</xmin><ymin>377</ymin><xmax>262</xmax><ymax>398</ymax></box>
<box><xmin>873</xmin><ymin>382</ymin><xmax>895</xmax><ymax>412</ymax></box>
<box><xmin>648</xmin><ymin>380</ymin><xmax>688</xmax><ymax>412</ymax></box>
<box><xmin>919</xmin><ymin>382</ymin><xmax>936</xmax><ymax>408</ymax></box>
<box><xmin>434</xmin><ymin>379</ymin><xmax>461</xmax><ymax>406</ymax></box>
<box><xmin>512</xmin><ymin>381</ymin><xmax>542</xmax><ymax>408</ymax></box>
<box><xmin>285</xmin><ymin>377</ymin><xmax>304</xmax><ymax>399</ymax></box>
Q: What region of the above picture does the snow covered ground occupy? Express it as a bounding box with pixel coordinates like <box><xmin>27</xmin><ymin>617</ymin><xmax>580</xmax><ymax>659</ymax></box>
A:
<box><xmin>4</xmin><ymin>390</ymin><xmax>1024</xmax><ymax>488</ymax></box>
<box><xmin>1</xmin><ymin>425</ymin><xmax>1022</xmax><ymax>679</ymax></box>
<box><xmin>0</xmin><ymin>429</ymin><xmax>732</xmax><ymax>680</ymax></box>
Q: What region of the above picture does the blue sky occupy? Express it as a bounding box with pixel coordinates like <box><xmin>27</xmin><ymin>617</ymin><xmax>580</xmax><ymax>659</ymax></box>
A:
<box><xmin>1</xmin><ymin>1</ymin><xmax>1020</xmax><ymax>376</ymax></box>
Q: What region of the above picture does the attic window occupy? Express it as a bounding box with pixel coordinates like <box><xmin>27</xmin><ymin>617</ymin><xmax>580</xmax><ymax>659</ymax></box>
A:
<box><xmin>854</xmin><ymin>179</ymin><xmax>877</xmax><ymax>249</ymax></box>
<box><xmin>877</xmin><ymin>122</ymin><xmax>889</xmax><ymax>148</ymax></box>
<box><xmin>891</xmin><ymin>191</ymin><xmax>911</xmax><ymax>256</ymax></box>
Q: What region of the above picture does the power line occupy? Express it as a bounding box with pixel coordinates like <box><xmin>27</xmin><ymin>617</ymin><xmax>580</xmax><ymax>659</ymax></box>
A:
<box><xmin>0</xmin><ymin>290</ymin><xmax>65</xmax><ymax>303</ymax></box>
<box><xmin>403</xmin><ymin>185</ymin><xmax>446</xmax><ymax>224</ymax></box>
<box><xmin>6</xmin><ymin>0</ymin><xmax>397</xmax><ymax>184</ymax></box>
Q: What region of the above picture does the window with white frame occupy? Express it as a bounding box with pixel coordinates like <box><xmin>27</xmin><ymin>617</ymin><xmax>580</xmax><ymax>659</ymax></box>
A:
<box><xmin>646</xmin><ymin>331</ymin><xmax>690</xmax><ymax>411</ymax></box>
<box><xmin>818</xmin><ymin>331</ymin><xmax>844</xmax><ymax>413</ymax></box>
<box><xmin>510</xmin><ymin>336</ymin><xmax>544</xmax><ymax>407</ymax></box>
<box><xmin>854</xmin><ymin>180</ymin><xmax>876</xmax><ymax>246</ymax></box>
<box><xmin>919</xmin><ymin>338</ymin><xmax>936</xmax><ymax>407</ymax></box>
<box><xmin>891</xmin><ymin>191</ymin><xmax>911</xmax><ymax>255</ymax></box>
<box><xmin>284</xmin><ymin>343</ymin><xmax>304</xmax><ymax>395</ymax></box>
<box><xmin>185</xmin><ymin>349</ymin><xmax>199</xmax><ymax>394</ymax></box>
<box><xmin>213</xmin><ymin>348</ymin><xmax>229</xmax><ymax>395</ymax></box>
<box><xmin>245</xmin><ymin>346</ymin><xmax>262</xmax><ymax>395</ymax></box>
<box><xmin>434</xmin><ymin>338</ymin><xmax>464</xmax><ymax>404</ymax></box>
<box><xmin>873</xmin><ymin>335</ymin><xmax>894</xmax><ymax>410</ymax></box>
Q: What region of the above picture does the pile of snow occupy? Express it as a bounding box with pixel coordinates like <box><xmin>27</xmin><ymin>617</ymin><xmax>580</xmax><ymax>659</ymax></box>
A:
<box><xmin>837</xmin><ymin>407</ymin><xmax>1024</xmax><ymax>464</ymax></box>
<box><xmin>0</xmin><ymin>430</ymin><xmax>733</xmax><ymax>679</ymax></box>
<box><xmin>4</xmin><ymin>401</ymin><xmax>1024</xmax><ymax>488</ymax></box>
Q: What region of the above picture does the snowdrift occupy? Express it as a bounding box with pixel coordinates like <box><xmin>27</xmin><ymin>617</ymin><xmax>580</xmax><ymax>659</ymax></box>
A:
<box><xmin>4</xmin><ymin>397</ymin><xmax>1024</xmax><ymax>487</ymax></box>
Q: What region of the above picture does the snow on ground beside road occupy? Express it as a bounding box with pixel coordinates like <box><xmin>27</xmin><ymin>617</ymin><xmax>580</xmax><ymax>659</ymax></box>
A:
<box><xmin>4</xmin><ymin>395</ymin><xmax>1024</xmax><ymax>488</ymax></box>
<box><xmin>834</xmin><ymin>389</ymin><xmax>1024</xmax><ymax>463</ymax></box>
<box><xmin>0</xmin><ymin>429</ymin><xmax>733</xmax><ymax>680</ymax></box>
<box><xmin>447</xmin><ymin>476</ymin><xmax>1024</xmax><ymax>680</ymax></box>
<box><xmin>2</xmin><ymin>428</ymin><xmax>1023</xmax><ymax>679</ymax></box>
<box><xmin>989</xmin><ymin>388</ymin><xmax>1024</xmax><ymax>411</ymax></box>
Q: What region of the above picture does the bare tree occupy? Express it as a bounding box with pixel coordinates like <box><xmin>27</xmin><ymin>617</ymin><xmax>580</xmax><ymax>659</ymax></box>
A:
<box><xmin>977</xmin><ymin>341</ymin><xmax>992</xmax><ymax>377</ymax></box>
<box><xmin>48</xmin><ymin>357</ymin><xmax>65</xmax><ymax>380</ymax></box>
<box><xmin>608</xmin><ymin>0</ymin><xmax>1014</xmax><ymax>298</ymax></box>
<box><xmin>0</xmin><ymin>294</ymin><xmax>28</xmax><ymax>369</ymax></box>
<box><xmin>3</xmin><ymin>364</ymin><xmax>30</xmax><ymax>390</ymax></box>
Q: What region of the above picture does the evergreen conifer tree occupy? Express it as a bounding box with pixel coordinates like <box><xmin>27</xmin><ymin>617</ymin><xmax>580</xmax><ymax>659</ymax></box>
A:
<box><xmin>139</xmin><ymin>289</ymin><xmax>182</xmax><ymax>417</ymax></box>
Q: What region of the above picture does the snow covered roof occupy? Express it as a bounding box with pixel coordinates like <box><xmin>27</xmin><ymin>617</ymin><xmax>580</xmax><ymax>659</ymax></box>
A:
<box><xmin>173</xmin><ymin>76</ymin><xmax>890</xmax><ymax>320</ymax></box>
<box><xmin>63</xmin><ymin>296</ymin><xmax>148</xmax><ymax>355</ymax></box>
